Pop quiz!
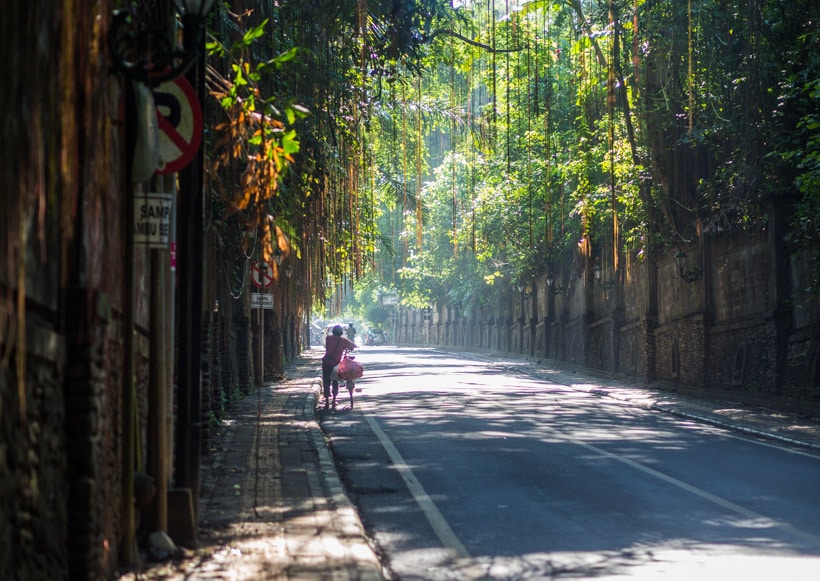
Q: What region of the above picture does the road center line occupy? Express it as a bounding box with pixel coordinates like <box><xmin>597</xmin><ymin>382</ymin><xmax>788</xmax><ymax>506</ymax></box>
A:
<box><xmin>362</xmin><ymin>410</ymin><xmax>471</xmax><ymax>559</ymax></box>
<box><xmin>566</xmin><ymin>435</ymin><xmax>820</xmax><ymax>548</ymax></box>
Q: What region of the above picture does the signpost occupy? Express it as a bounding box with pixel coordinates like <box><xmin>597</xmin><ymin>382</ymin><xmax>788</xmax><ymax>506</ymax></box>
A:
<box><xmin>249</xmin><ymin>260</ymin><xmax>274</xmax><ymax>383</ymax></box>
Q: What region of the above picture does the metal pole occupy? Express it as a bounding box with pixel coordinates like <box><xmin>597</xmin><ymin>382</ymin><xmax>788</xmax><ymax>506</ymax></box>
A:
<box><xmin>260</xmin><ymin>291</ymin><xmax>264</xmax><ymax>384</ymax></box>
<box><xmin>174</xmin><ymin>59</ymin><xmax>205</xmax><ymax>523</ymax></box>
<box><xmin>146</xmin><ymin>173</ymin><xmax>172</xmax><ymax>532</ymax></box>
<box><xmin>120</xmin><ymin>80</ymin><xmax>137</xmax><ymax>564</ymax></box>
<box><xmin>147</xmin><ymin>243</ymin><xmax>168</xmax><ymax>531</ymax></box>
<box><xmin>166</xmin><ymin>180</ymin><xmax>177</xmax><ymax>499</ymax></box>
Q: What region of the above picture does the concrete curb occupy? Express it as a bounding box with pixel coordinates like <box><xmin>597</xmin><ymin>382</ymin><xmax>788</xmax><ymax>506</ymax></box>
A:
<box><xmin>306</xmin><ymin>383</ymin><xmax>388</xmax><ymax>580</ymax></box>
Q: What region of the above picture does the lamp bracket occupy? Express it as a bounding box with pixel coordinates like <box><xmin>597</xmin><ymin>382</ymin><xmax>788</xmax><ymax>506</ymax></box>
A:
<box><xmin>592</xmin><ymin>264</ymin><xmax>615</xmax><ymax>290</ymax></box>
<box><xmin>679</xmin><ymin>269</ymin><xmax>700</xmax><ymax>283</ymax></box>
<box><xmin>674</xmin><ymin>251</ymin><xmax>701</xmax><ymax>283</ymax></box>
<box><xmin>598</xmin><ymin>279</ymin><xmax>615</xmax><ymax>290</ymax></box>
<box><xmin>108</xmin><ymin>9</ymin><xmax>205</xmax><ymax>86</ymax></box>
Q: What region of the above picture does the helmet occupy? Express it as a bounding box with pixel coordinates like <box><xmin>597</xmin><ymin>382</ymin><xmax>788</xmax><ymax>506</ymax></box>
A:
<box><xmin>332</xmin><ymin>325</ymin><xmax>344</xmax><ymax>336</ymax></box>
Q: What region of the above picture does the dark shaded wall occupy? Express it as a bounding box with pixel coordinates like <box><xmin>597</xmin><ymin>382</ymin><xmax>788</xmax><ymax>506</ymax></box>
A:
<box><xmin>0</xmin><ymin>1</ymin><xmax>152</xmax><ymax>579</ymax></box>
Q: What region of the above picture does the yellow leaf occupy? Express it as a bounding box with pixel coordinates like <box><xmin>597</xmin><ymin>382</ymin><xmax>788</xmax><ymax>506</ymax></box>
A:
<box><xmin>235</xmin><ymin>189</ymin><xmax>251</xmax><ymax>210</ymax></box>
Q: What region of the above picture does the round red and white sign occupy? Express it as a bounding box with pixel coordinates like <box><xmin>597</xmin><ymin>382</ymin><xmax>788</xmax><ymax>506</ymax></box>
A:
<box><xmin>153</xmin><ymin>76</ymin><xmax>203</xmax><ymax>174</ymax></box>
<box><xmin>251</xmin><ymin>261</ymin><xmax>274</xmax><ymax>288</ymax></box>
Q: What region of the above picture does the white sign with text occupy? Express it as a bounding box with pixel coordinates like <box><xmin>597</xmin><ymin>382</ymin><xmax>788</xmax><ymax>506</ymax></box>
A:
<box><xmin>251</xmin><ymin>293</ymin><xmax>273</xmax><ymax>309</ymax></box>
<box><xmin>135</xmin><ymin>192</ymin><xmax>173</xmax><ymax>248</ymax></box>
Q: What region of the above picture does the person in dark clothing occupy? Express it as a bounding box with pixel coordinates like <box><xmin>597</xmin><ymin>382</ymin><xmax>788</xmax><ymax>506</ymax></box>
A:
<box><xmin>322</xmin><ymin>325</ymin><xmax>356</xmax><ymax>409</ymax></box>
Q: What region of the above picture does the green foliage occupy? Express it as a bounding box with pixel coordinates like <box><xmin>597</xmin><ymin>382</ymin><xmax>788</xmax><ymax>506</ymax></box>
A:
<box><xmin>360</xmin><ymin>0</ymin><xmax>814</xmax><ymax>307</ymax></box>
<box><xmin>352</xmin><ymin>283</ymin><xmax>397</xmax><ymax>328</ymax></box>
<box><xmin>774</xmin><ymin>24</ymin><xmax>820</xmax><ymax>295</ymax></box>
<box><xmin>206</xmin><ymin>1</ymin><xmax>819</xmax><ymax>312</ymax></box>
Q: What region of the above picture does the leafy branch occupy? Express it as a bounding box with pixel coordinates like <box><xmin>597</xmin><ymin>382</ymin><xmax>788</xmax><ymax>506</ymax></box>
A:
<box><xmin>205</xmin><ymin>18</ymin><xmax>308</xmax><ymax>263</ymax></box>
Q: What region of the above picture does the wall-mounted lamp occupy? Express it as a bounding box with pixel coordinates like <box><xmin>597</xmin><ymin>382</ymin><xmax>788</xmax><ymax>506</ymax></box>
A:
<box><xmin>517</xmin><ymin>284</ymin><xmax>533</xmax><ymax>299</ymax></box>
<box><xmin>546</xmin><ymin>276</ymin><xmax>563</xmax><ymax>295</ymax></box>
<box><xmin>284</xmin><ymin>264</ymin><xmax>294</xmax><ymax>278</ymax></box>
<box><xmin>273</xmin><ymin>247</ymin><xmax>284</xmax><ymax>267</ymax></box>
<box><xmin>673</xmin><ymin>251</ymin><xmax>700</xmax><ymax>283</ymax></box>
<box><xmin>592</xmin><ymin>264</ymin><xmax>615</xmax><ymax>290</ymax></box>
<box><xmin>108</xmin><ymin>0</ymin><xmax>217</xmax><ymax>86</ymax></box>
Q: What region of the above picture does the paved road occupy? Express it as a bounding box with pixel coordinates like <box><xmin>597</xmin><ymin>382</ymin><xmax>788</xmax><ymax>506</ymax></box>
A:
<box><xmin>320</xmin><ymin>347</ymin><xmax>820</xmax><ymax>580</ymax></box>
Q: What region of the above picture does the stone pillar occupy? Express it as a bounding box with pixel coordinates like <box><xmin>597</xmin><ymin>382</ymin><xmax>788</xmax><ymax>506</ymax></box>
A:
<box><xmin>767</xmin><ymin>197</ymin><xmax>796</xmax><ymax>395</ymax></box>
<box><xmin>642</xmin><ymin>316</ymin><xmax>658</xmax><ymax>382</ymax></box>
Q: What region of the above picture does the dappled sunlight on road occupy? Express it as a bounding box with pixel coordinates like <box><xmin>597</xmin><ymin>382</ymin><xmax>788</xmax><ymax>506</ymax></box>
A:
<box><xmin>347</xmin><ymin>348</ymin><xmax>739</xmax><ymax>468</ymax></box>
<box><xmin>436</xmin><ymin>544</ymin><xmax>820</xmax><ymax>580</ymax></box>
<box><xmin>321</xmin><ymin>347</ymin><xmax>820</xmax><ymax>580</ymax></box>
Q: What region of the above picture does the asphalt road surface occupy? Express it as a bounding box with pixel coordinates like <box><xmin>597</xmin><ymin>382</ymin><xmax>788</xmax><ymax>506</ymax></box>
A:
<box><xmin>319</xmin><ymin>346</ymin><xmax>820</xmax><ymax>580</ymax></box>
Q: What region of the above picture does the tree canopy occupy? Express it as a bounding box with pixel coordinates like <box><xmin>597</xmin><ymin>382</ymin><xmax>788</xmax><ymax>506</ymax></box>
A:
<box><xmin>203</xmin><ymin>0</ymin><xmax>820</xmax><ymax>323</ymax></box>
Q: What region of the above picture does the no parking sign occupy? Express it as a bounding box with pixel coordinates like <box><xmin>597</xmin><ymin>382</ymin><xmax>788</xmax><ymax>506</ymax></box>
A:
<box><xmin>153</xmin><ymin>76</ymin><xmax>203</xmax><ymax>174</ymax></box>
<box><xmin>251</xmin><ymin>261</ymin><xmax>274</xmax><ymax>288</ymax></box>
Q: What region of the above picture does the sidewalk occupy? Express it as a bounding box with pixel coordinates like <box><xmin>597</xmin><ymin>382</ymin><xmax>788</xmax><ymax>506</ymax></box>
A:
<box><xmin>121</xmin><ymin>350</ymin><xmax>385</xmax><ymax>581</ymax></box>
<box><xmin>122</xmin><ymin>347</ymin><xmax>820</xmax><ymax>581</ymax></box>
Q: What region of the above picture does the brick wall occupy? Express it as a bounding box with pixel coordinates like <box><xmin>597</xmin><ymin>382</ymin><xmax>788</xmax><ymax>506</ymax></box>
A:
<box><xmin>712</xmin><ymin>236</ymin><xmax>769</xmax><ymax>323</ymax></box>
<box><xmin>709</xmin><ymin>321</ymin><xmax>778</xmax><ymax>393</ymax></box>
<box><xmin>395</xmin><ymin>229</ymin><xmax>820</xmax><ymax>405</ymax></box>
<box><xmin>0</xmin><ymin>1</ymin><xmax>148</xmax><ymax>578</ymax></box>
<box><xmin>0</xmin><ymin>324</ymin><xmax>68</xmax><ymax>580</ymax></box>
<box><xmin>64</xmin><ymin>290</ymin><xmax>123</xmax><ymax>580</ymax></box>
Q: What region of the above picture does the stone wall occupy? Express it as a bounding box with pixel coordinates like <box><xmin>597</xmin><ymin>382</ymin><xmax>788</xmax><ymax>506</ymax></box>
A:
<box><xmin>0</xmin><ymin>322</ymin><xmax>68</xmax><ymax>581</ymax></box>
<box><xmin>655</xmin><ymin>314</ymin><xmax>707</xmax><ymax>386</ymax></box>
<box><xmin>0</xmin><ymin>1</ymin><xmax>158</xmax><ymax>578</ymax></box>
<box><xmin>397</xmin><ymin>224</ymin><xmax>820</xmax><ymax>407</ymax></box>
<box><xmin>785</xmin><ymin>250</ymin><xmax>820</xmax><ymax>400</ymax></box>
<box><xmin>64</xmin><ymin>290</ymin><xmax>130</xmax><ymax>580</ymax></box>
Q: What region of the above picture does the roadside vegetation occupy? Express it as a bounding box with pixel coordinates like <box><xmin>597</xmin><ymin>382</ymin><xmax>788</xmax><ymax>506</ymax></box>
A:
<box><xmin>201</xmin><ymin>0</ymin><xmax>819</xmax><ymax>331</ymax></box>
